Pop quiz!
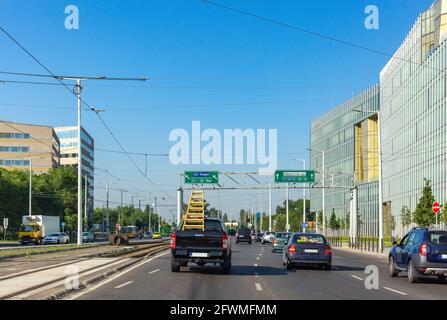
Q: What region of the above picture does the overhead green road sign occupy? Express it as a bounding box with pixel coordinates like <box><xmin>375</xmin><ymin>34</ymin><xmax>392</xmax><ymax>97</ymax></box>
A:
<box><xmin>184</xmin><ymin>171</ymin><xmax>219</xmax><ymax>184</ymax></box>
<box><xmin>275</xmin><ymin>170</ymin><xmax>315</xmax><ymax>183</ymax></box>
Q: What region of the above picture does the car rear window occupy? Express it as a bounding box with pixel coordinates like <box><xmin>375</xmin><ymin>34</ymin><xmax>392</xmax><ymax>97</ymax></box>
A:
<box><xmin>293</xmin><ymin>234</ymin><xmax>326</xmax><ymax>244</ymax></box>
<box><xmin>275</xmin><ymin>233</ymin><xmax>291</xmax><ymax>238</ymax></box>
<box><xmin>238</xmin><ymin>229</ymin><xmax>250</xmax><ymax>235</ymax></box>
<box><xmin>428</xmin><ymin>231</ymin><xmax>447</xmax><ymax>245</ymax></box>
<box><xmin>204</xmin><ymin>220</ymin><xmax>223</xmax><ymax>232</ymax></box>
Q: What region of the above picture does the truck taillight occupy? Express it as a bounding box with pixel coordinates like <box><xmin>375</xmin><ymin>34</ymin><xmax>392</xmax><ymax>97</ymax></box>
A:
<box><xmin>420</xmin><ymin>243</ymin><xmax>430</xmax><ymax>256</ymax></box>
<box><xmin>288</xmin><ymin>245</ymin><xmax>296</xmax><ymax>253</ymax></box>
<box><xmin>170</xmin><ymin>233</ymin><xmax>176</xmax><ymax>249</ymax></box>
<box><xmin>222</xmin><ymin>233</ymin><xmax>229</xmax><ymax>249</ymax></box>
<box><xmin>325</xmin><ymin>245</ymin><xmax>332</xmax><ymax>255</ymax></box>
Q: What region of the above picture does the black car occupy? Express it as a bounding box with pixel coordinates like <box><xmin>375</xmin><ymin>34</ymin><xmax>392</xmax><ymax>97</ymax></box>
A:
<box><xmin>235</xmin><ymin>228</ymin><xmax>252</xmax><ymax>244</ymax></box>
<box><xmin>170</xmin><ymin>218</ymin><xmax>232</xmax><ymax>273</ymax></box>
<box><xmin>389</xmin><ymin>227</ymin><xmax>447</xmax><ymax>282</ymax></box>
<box><xmin>255</xmin><ymin>233</ymin><xmax>264</xmax><ymax>242</ymax></box>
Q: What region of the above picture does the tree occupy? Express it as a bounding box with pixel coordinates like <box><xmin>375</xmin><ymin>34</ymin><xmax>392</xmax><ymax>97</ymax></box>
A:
<box><xmin>442</xmin><ymin>203</ymin><xmax>447</xmax><ymax>225</ymax></box>
<box><xmin>413</xmin><ymin>179</ymin><xmax>436</xmax><ymax>227</ymax></box>
<box><xmin>329</xmin><ymin>208</ymin><xmax>338</xmax><ymax>230</ymax></box>
<box><xmin>400</xmin><ymin>205</ymin><xmax>412</xmax><ymax>229</ymax></box>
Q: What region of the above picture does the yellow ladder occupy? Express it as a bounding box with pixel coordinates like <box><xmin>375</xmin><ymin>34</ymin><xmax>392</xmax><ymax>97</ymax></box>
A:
<box><xmin>182</xmin><ymin>190</ymin><xmax>205</xmax><ymax>231</ymax></box>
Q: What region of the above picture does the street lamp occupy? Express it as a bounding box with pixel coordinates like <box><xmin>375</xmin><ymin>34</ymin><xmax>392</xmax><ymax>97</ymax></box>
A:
<box><xmin>353</xmin><ymin>109</ymin><xmax>383</xmax><ymax>253</ymax></box>
<box><xmin>307</xmin><ymin>148</ymin><xmax>325</xmax><ymax>235</ymax></box>
<box><xmin>292</xmin><ymin>158</ymin><xmax>307</xmax><ymax>232</ymax></box>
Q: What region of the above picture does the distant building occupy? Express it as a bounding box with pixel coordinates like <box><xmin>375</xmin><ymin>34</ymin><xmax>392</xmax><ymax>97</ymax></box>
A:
<box><xmin>0</xmin><ymin>121</ymin><xmax>60</xmax><ymax>172</ymax></box>
<box><xmin>54</xmin><ymin>126</ymin><xmax>94</xmax><ymax>221</ymax></box>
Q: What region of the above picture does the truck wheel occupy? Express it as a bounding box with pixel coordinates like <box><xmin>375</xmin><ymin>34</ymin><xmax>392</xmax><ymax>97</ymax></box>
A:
<box><xmin>221</xmin><ymin>258</ymin><xmax>231</xmax><ymax>274</ymax></box>
<box><xmin>171</xmin><ymin>259</ymin><xmax>181</xmax><ymax>272</ymax></box>
<box><xmin>114</xmin><ymin>236</ymin><xmax>122</xmax><ymax>246</ymax></box>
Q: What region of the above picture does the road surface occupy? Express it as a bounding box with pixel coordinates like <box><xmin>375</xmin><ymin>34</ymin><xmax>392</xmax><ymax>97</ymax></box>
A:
<box><xmin>69</xmin><ymin>239</ymin><xmax>447</xmax><ymax>300</ymax></box>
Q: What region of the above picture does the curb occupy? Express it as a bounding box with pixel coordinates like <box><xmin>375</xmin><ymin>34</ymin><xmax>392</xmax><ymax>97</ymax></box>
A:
<box><xmin>45</xmin><ymin>247</ymin><xmax>168</xmax><ymax>300</ymax></box>
<box><xmin>333</xmin><ymin>246</ymin><xmax>389</xmax><ymax>259</ymax></box>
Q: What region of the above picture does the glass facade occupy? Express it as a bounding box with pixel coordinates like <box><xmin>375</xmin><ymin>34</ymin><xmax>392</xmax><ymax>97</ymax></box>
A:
<box><xmin>310</xmin><ymin>85</ymin><xmax>380</xmax><ymax>236</ymax></box>
<box><xmin>380</xmin><ymin>0</ymin><xmax>447</xmax><ymax>237</ymax></box>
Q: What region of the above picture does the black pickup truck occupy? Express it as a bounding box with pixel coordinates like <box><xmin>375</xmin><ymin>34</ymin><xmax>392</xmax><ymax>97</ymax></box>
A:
<box><xmin>170</xmin><ymin>218</ymin><xmax>232</xmax><ymax>273</ymax></box>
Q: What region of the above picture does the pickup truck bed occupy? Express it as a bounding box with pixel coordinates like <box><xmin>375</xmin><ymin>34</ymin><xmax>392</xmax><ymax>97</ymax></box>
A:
<box><xmin>170</xmin><ymin>218</ymin><xmax>231</xmax><ymax>273</ymax></box>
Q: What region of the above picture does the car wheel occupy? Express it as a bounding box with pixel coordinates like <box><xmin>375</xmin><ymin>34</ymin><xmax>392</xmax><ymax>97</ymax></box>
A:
<box><xmin>286</xmin><ymin>259</ymin><xmax>293</xmax><ymax>270</ymax></box>
<box><xmin>437</xmin><ymin>275</ymin><xmax>446</xmax><ymax>282</ymax></box>
<box><xmin>262</xmin><ymin>241</ymin><xmax>265</xmax><ymax>245</ymax></box>
<box><xmin>324</xmin><ymin>264</ymin><xmax>331</xmax><ymax>271</ymax></box>
<box><xmin>221</xmin><ymin>258</ymin><xmax>231</xmax><ymax>274</ymax></box>
<box><xmin>248</xmin><ymin>241</ymin><xmax>252</xmax><ymax>245</ymax></box>
<box><xmin>57</xmin><ymin>239</ymin><xmax>60</xmax><ymax>244</ymax></box>
<box><xmin>388</xmin><ymin>256</ymin><xmax>399</xmax><ymax>277</ymax></box>
<box><xmin>65</xmin><ymin>239</ymin><xmax>69</xmax><ymax>244</ymax></box>
<box><xmin>171</xmin><ymin>259</ymin><xmax>181</xmax><ymax>272</ymax></box>
<box><xmin>407</xmin><ymin>260</ymin><xmax>419</xmax><ymax>283</ymax></box>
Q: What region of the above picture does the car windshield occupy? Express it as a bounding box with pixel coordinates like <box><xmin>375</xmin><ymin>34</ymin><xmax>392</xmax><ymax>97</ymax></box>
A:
<box><xmin>275</xmin><ymin>233</ymin><xmax>291</xmax><ymax>238</ymax></box>
<box><xmin>20</xmin><ymin>225</ymin><xmax>35</xmax><ymax>232</ymax></box>
<box><xmin>48</xmin><ymin>234</ymin><xmax>59</xmax><ymax>237</ymax></box>
<box><xmin>428</xmin><ymin>231</ymin><xmax>447</xmax><ymax>244</ymax></box>
<box><xmin>82</xmin><ymin>232</ymin><xmax>90</xmax><ymax>236</ymax></box>
<box><xmin>293</xmin><ymin>234</ymin><xmax>326</xmax><ymax>244</ymax></box>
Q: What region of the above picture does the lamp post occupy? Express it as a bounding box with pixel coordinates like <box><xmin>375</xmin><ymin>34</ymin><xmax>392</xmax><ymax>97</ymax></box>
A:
<box><xmin>292</xmin><ymin>159</ymin><xmax>307</xmax><ymax>232</ymax></box>
<box><xmin>307</xmin><ymin>148</ymin><xmax>325</xmax><ymax>235</ymax></box>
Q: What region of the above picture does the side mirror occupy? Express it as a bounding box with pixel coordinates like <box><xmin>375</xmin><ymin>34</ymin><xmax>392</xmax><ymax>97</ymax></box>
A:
<box><xmin>392</xmin><ymin>241</ymin><xmax>398</xmax><ymax>246</ymax></box>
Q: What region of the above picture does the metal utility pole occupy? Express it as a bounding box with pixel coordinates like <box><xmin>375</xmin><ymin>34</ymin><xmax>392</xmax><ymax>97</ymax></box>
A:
<box><xmin>29</xmin><ymin>158</ymin><xmax>32</xmax><ymax>216</ymax></box>
<box><xmin>177</xmin><ymin>188</ymin><xmax>183</xmax><ymax>228</ymax></box>
<box><xmin>131</xmin><ymin>195</ymin><xmax>136</xmax><ymax>226</ymax></box>
<box><xmin>154</xmin><ymin>197</ymin><xmax>158</xmax><ymax>232</ymax></box>
<box><xmin>149</xmin><ymin>192</ymin><xmax>152</xmax><ymax>232</ymax></box>
<box><xmin>106</xmin><ymin>183</ymin><xmax>110</xmax><ymax>234</ymax></box>
<box><xmin>120</xmin><ymin>190</ymin><xmax>124</xmax><ymax>225</ymax></box>
<box><xmin>259</xmin><ymin>191</ymin><xmax>262</xmax><ymax>232</ymax></box>
<box><xmin>292</xmin><ymin>159</ymin><xmax>307</xmax><ymax>232</ymax></box>
<box><xmin>286</xmin><ymin>183</ymin><xmax>290</xmax><ymax>232</ymax></box>
<box><xmin>84</xmin><ymin>173</ymin><xmax>88</xmax><ymax>228</ymax></box>
<box><xmin>138</xmin><ymin>199</ymin><xmax>141</xmax><ymax>225</ymax></box>
<box><xmin>76</xmin><ymin>79</ymin><xmax>82</xmax><ymax>246</ymax></box>
<box><xmin>269</xmin><ymin>185</ymin><xmax>272</xmax><ymax>232</ymax></box>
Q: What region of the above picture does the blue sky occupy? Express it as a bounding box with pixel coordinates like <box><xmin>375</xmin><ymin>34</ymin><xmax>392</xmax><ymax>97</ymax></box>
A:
<box><xmin>0</xmin><ymin>0</ymin><xmax>435</xmax><ymax>221</ymax></box>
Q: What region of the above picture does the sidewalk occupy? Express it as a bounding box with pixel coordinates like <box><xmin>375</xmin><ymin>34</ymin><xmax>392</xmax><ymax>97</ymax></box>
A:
<box><xmin>332</xmin><ymin>244</ymin><xmax>390</xmax><ymax>259</ymax></box>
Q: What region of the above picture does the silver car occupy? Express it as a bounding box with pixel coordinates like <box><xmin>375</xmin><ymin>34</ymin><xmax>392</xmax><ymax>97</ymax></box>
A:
<box><xmin>82</xmin><ymin>231</ymin><xmax>95</xmax><ymax>243</ymax></box>
<box><xmin>44</xmin><ymin>232</ymin><xmax>69</xmax><ymax>244</ymax></box>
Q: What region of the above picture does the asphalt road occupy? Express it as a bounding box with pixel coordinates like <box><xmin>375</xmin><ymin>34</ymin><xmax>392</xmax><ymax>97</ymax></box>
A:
<box><xmin>71</xmin><ymin>238</ymin><xmax>447</xmax><ymax>300</ymax></box>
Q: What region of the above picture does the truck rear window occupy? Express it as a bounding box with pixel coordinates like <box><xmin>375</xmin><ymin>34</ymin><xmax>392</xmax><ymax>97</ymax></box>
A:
<box><xmin>428</xmin><ymin>232</ymin><xmax>447</xmax><ymax>245</ymax></box>
<box><xmin>204</xmin><ymin>220</ymin><xmax>223</xmax><ymax>231</ymax></box>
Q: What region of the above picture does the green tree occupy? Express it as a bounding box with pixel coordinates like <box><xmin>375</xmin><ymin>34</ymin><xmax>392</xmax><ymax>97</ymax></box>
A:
<box><xmin>329</xmin><ymin>208</ymin><xmax>338</xmax><ymax>230</ymax></box>
<box><xmin>400</xmin><ymin>205</ymin><xmax>412</xmax><ymax>228</ymax></box>
<box><xmin>413</xmin><ymin>179</ymin><xmax>436</xmax><ymax>227</ymax></box>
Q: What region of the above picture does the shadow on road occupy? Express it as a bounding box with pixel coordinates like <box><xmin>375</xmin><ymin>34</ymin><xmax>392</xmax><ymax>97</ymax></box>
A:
<box><xmin>181</xmin><ymin>264</ymin><xmax>288</xmax><ymax>276</ymax></box>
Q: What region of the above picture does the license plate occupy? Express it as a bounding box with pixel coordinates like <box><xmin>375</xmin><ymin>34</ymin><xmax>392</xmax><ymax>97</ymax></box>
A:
<box><xmin>442</xmin><ymin>254</ymin><xmax>447</xmax><ymax>260</ymax></box>
<box><xmin>190</xmin><ymin>252</ymin><xmax>208</xmax><ymax>258</ymax></box>
<box><xmin>304</xmin><ymin>249</ymin><xmax>319</xmax><ymax>254</ymax></box>
<box><xmin>239</xmin><ymin>235</ymin><xmax>244</xmax><ymax>237</ymax></box>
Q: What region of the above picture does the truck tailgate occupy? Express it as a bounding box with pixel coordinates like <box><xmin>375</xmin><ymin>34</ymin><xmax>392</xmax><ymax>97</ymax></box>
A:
<box><xmin>176</xmin><ymin>231</ymin><xmax>222</xmax><ymax>249</ymax></box>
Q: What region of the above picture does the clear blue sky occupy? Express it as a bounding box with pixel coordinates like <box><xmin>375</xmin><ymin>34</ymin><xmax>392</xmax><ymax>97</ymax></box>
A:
<box><xmin>0</xmin><ymin>0</ymin><xmax>435</xmax><ymax>221</ymax></box>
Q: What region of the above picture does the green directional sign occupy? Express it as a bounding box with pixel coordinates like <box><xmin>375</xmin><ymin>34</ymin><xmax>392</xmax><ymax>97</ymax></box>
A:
<box><xmin>275</xmin><ymin>170</ymin><xmax>315</xmax><ymax>183</ymax></box>
<box><xmin>184</xmin><ymin>171</ymin><xmax>219</xmax><ymax>184</ymax></box>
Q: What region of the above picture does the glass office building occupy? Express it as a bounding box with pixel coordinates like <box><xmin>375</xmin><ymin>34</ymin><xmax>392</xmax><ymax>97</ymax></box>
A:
<box><xmin>55</xmin><ymin>126</ymin><xmax>94</xmax><ymax>221</ymax></box>
<box><xmin>310</xmin><ymin>85</ymin><xmax>380</xmax><ymax>237</ymax></box>
<box><xmin>380</xmin><ymin>0</ymin><xmax>447</xmax><ymax>237</ymax></box>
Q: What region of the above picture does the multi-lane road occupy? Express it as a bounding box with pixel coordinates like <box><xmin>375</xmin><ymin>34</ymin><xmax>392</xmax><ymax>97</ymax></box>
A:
<box><xmin>66</xmin><ymin>239</ymin><xmax>447</xmax><ymax>300</ymax></box>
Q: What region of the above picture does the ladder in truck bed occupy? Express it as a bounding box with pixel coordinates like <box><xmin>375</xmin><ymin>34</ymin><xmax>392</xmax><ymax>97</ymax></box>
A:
<box><xmin>182</xmin><ymin>190</ymin><xmax>205</xmax><ymax>231</ymax></box>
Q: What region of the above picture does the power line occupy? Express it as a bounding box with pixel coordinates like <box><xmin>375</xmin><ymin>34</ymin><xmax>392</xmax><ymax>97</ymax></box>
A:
<box><xmin>199</xmin><ymin>0</ymin><xmax>444</xmax><ymax>74</ymax></box>
<box><xmin>0</xmin><ymin>24</ymin><xmax>175</xmax><ymax>201</ymax></box>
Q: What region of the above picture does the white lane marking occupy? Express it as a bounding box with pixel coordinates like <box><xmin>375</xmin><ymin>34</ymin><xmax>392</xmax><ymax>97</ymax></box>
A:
<box><xmin>148</xmin><ymin>269</ymin><xmax>160</xmax><ymax>274</ymax></box>
<box><xmin>254</xmin><ymin>272</ymin><xmax>259</xmax><ymax>278</ymax></box>
<box><xmin>66</xmin><ymin>251</ymin><xmax>169</xmax><ymax>300</ymax></box>
<box><xmin>254</xmin><ymin>263</ymin><xmax>258</xmax><ymax>267</ymax></box>
<box><xmin>255</xmin><ymin>283</ymin><xmax>262</xmax><ymax>291</ymax></box>
<box><xmin>256</xmin><ymin>257</ymin><xmax>260</xmax><ymax>260</ymax></box>
<box><xmin>114</xmin><ymin>281</ymin><xmax>133</xmax><ymax>289</ymax></box>
<box><xmin>383</xmin><ymin>287</ymin><xmax>408</xmax><ymax>296</ymax></box>
<box><xmin>351</xmin><ymin>275</ymin><xmax>363</xmax><ymax>281</ymax></box>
